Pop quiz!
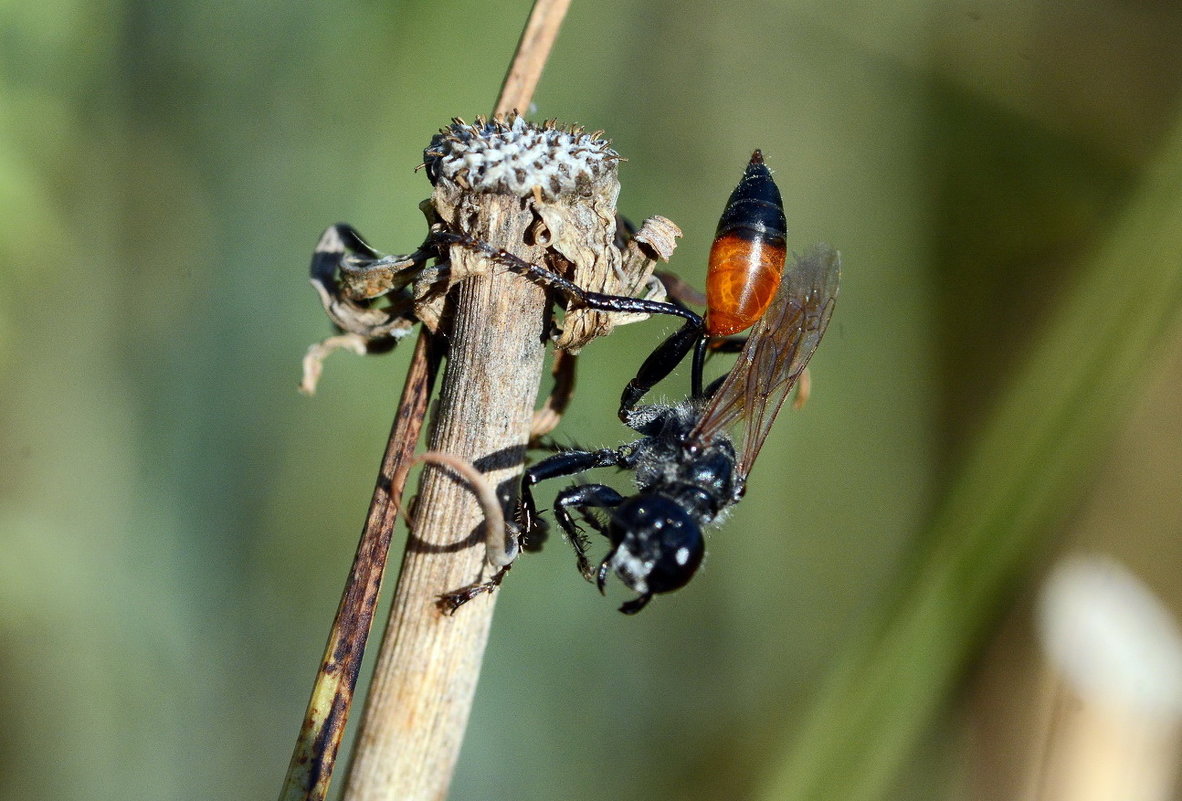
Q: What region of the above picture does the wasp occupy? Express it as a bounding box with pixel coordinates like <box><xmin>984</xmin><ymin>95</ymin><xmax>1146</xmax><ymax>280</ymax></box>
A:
<box><xmin>512</xmin><ymin>151</ymin><xmax>841</xmax><ymax>613</ymax></box>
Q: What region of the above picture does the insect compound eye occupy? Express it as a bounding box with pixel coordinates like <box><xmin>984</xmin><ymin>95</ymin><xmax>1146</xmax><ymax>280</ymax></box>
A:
<box><xmin>609</xmin><ymin>495</ymin><xmax>705</xmax><ymax>596</ymax></box>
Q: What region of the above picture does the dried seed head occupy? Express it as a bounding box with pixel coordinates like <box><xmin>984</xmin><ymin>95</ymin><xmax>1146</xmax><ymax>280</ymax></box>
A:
<box><xmin>423</xmin><ymin>114</ymin><xmax>619</xmax><ymax>200</ymax></box>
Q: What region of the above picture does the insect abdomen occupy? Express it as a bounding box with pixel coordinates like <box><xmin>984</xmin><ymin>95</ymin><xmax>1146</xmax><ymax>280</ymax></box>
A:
<box><xmin>705</xmin><ymin>150</ymin><xmax>788</xmax><ymax>337</ymax></box>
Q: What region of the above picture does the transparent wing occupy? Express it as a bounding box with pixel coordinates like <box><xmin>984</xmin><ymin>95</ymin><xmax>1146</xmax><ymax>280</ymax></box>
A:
<box><xmin>688</xmin><ymin>244</ymin><xmax>840</xmax><ymax>479</ymax></box>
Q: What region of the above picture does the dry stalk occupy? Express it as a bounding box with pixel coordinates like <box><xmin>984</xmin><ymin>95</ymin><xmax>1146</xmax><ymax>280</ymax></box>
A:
<box><xmin>343</xmin><ymin>100</ymin><xmax>647</xmax><ymax>796</ymax></box>
<box><xmin>341</xmin><ymin>203</ymin><xmax>548</xmax><ymax>799</ymax></box>
<box><xmin>494</xmin><ymin>0</ymin><xmax>572</xmax><ymax>116</ymax></box>
<box><xmin>339</xmin><ymin>3</ymin><xmax>580</xmax><ymax>800</ymax></box>
<box><xmin>280</xmin><ymin>2</ymin><xmax>576</xmax><ymax>799</ymax></box>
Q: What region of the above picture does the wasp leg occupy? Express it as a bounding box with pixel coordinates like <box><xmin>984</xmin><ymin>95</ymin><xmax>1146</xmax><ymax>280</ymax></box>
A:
<box><xmin>440</xmin><ymin>448</ymin><xmax>626</xmax><ymax>613</ymax></box>
<box><xmin>551</xmin><ymin>484</ymin><xmax>624</xmax><ymax>581</ymax></box>
<box><xmin>434</xmin><ymin>230</ymin><xmax>698</xmax><ymax>319</ymax></box>
<box><xmin>694</xmin><ymin>335</ymin><xmax>756</xmax><ymax>401</ymax></box>
<box><xmin>518</xmin><ymin>448</ymin><xmax>626</xmax><ymax>547</ymax></box>
<box><xmin>635</xmin><ymin>272</ymin><xmax>717</xmax><ymax>404</ymax></box>
<box><xmin>436</xmin><ymin>555</ymin><xmax>516</xmax><ymax>615</ymax></box>
<box><xmin>619</xmin><ymin>320</ymin><xmax>707</xmax><ymax>415</ymax></box>
<box><xmin>434</xmin><ymin>229</ymin><xmax>709</xmax><ymax>413</ymax></box>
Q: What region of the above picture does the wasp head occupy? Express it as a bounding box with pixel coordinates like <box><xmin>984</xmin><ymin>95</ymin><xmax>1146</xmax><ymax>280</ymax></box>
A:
<box><xmin>598</xmin><ymin>494</ymin><xmax>705</xmax><ymax>614</ymax></box>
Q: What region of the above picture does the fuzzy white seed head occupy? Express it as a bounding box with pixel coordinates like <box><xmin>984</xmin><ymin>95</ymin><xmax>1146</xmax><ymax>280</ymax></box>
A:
<box><xmin>424</xmin><ymin>115</ymin><xmax>619</xmax><ymax>200</ymax></box>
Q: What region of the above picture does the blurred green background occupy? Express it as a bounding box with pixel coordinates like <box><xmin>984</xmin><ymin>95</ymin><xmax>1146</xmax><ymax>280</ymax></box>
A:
<box><xmin>4</xmin><ymin>1</ymin><xmax>1182</xmax><ymax>800</ymax></box>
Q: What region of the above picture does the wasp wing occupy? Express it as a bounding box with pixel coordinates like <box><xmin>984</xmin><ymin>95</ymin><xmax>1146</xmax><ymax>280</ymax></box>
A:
<box><xmin>688</xmin><ymin>244</ymin><xmax>840</xmax><ymax>480</ymax></box>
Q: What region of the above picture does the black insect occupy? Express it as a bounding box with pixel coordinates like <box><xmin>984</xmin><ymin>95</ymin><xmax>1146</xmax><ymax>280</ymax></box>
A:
<box><xmin>514</xmin><ymin>154</ymin><xmax>841</xmax><ymax>613</ymax></box>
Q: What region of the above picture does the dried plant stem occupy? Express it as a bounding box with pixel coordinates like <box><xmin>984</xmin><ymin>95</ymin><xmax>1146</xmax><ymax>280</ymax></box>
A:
<box><xmin>340</xmin><ymin>3</ymin><xmax>571</xmax><ymax>799</ymax></box>
<box><xmin>342</xmin><ymin>197</ymin><xmax>549</xmax><ymax>801</ymax></box>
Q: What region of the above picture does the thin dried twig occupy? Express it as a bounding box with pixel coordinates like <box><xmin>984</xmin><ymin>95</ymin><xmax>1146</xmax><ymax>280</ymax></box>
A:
<box><xmin>279</xmin><ymin>331</ymin><xmax>440</xmax><ymax>801</ymax></box>
<box><xmin>494</xmin><ymin>0</ymin><xmax>571</xmax><ymax>116</ymax></box>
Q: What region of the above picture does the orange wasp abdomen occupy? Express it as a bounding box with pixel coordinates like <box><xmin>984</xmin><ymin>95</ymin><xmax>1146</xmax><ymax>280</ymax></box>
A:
<box><xmin>705</xmin><ymin>150</ymin><xmax>788</xmax><ymax>337</ymax></box>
